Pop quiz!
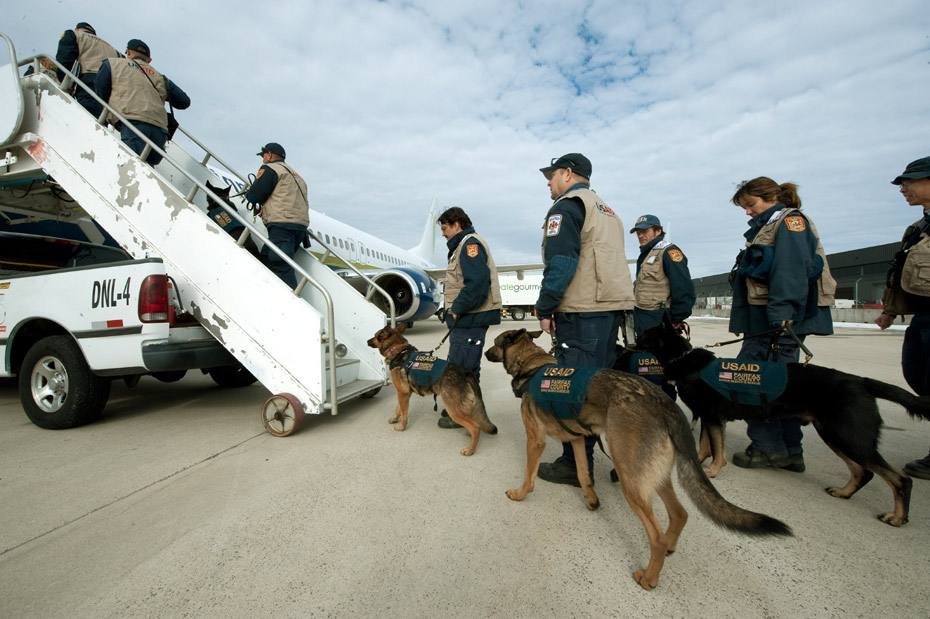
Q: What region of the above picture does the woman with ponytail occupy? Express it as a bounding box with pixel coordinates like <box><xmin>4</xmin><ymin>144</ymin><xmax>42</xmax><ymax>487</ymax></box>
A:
<box><xmin>727</xmin><ymin>177</ymin><xmax>836</xmax><ymax>472</ymax></box>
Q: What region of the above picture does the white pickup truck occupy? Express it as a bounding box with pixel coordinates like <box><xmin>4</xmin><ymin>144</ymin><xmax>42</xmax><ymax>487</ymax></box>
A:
<box><xmin>0</xmin><ymin>231</ymin><xmax>254</xmax><ymax>429</ymax></box>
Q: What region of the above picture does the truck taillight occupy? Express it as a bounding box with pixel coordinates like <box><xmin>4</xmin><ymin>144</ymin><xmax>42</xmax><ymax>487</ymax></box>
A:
<box><xmin>138</xmin><ymin>275</ymin><xmax>170</xmax><ymax>323</ymax></box>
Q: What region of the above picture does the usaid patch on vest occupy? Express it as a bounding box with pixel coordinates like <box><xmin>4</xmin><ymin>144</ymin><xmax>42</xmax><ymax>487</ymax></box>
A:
<box><xmin>699</xmin><ymin>359</ymin><xmax>787</xmax><ymax>406</ymax></box>
<box><xmin>785</xmin><ymin>216</ymin><xmax>806</xmax><ymax>232</ymax></box>
<box><xmin>404</xmin><ymin>351</ymin><xmax>448</xmax><ymax>388</ymax></box>
<box><xmin>546</xmin><ymin>215</ymin><xmax>562</xmax><ymax>237</ymax></box>
<box><xmin>596</xmin><ymin>203</ymin><xmax>616</xmax><ymax>216</ymax></box>
<box><xmin>627</xmin><ymin>352</ymin><xmax>665</xmax><ymax>385</ymax></box>
<box><xmin>466</xmin><ymin>244</ymin><xmax>479</xmax><ymax>258</ymax></box>
<box><xmin>528</xmin><ymin>365</ymin><xmax>600</xmax><ymax>419</ymax></box>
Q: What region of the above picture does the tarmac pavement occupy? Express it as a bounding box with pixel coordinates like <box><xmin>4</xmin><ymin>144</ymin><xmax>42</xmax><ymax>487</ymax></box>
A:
<box><xmin>1</xmin><ymin>317</ymin><xmax>928</xmax><ymax>618</ymax></box>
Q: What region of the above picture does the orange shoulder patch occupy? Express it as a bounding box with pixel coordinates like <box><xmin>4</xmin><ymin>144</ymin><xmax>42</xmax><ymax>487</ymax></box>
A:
<box><xmin>466</xmin><ymin>244</ymin><xmax>479</xmax><ymax>258</ymax></box>
<box><xmin>784</xmin><ymin>216</ymin><xmax>806</xmax><ymax>232</ymax></box>
<box><xmin>667</xmin><ymin>249</ymin><xmax>683</xmax><ymax>262</ymax></box>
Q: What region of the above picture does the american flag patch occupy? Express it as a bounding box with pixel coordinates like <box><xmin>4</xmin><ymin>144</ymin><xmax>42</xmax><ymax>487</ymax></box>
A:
<box><xmin>719</xmin><ymin>371</ymin><xmax>733</xmax><ymax>380</ymax></box>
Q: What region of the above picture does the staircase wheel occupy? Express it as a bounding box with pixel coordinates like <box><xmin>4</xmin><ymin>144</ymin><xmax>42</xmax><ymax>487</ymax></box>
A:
<box><xmin>261</xmin><ymin>393</ymin><xmax>304</xmax><ymax>436</ymax></box>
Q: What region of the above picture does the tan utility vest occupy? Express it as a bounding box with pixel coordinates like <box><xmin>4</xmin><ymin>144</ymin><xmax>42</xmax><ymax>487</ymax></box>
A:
<box><xmin>900</xmin><ymin>218</ymin><xmax>930</xmax><ymax>297</ymax></box>
<box><xmin>107</xmin><ymin>58</ymin><xmax>168</xmax><ymax>128</ymax></box>
<box><xmin>73</xmin><ymin>30</ymin><xmax>119</xmax><ymax>74</ymax></box>
<box><xmin>635</xmin><ymin>239</ymin><xmax>673</xmax><ymax>311</ymax></box>
<box><xmin>259</xmin><ymin>161</ymin><xmax>310</xmax><ymax>227</ymax></box>
<box><xmin>744</xmin><ymin>208</ymin><xmax>836</xmax><ymax>306</ymax></box>
<box><xmin>541</xmin><ymin>187</ymin><xmax>634</xmax><ymax>312</ymax></box>
<box><xmin>444</xmin><ymin>233</ymin><xmax>502</xmax><ymax>313</ymax></box>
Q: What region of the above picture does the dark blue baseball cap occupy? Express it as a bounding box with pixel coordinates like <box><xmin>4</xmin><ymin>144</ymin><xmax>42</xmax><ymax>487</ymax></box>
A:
<box><xmin>540</xmin><ymin>153</ymin><xmax>592</xmax><ymax>179</ymax></box>
<box><xmin>630</xmin><ymin>214</ymin><xmax>662</xmax><ymax>233</ymax></box>
<box><xmin>126</xmin><ymin>39</ymin><xmax>151</xmax><ymax>57</ymax></box>
<box><xmin>257</xmin><ymin>143</ymin><xmax>286</xmax><ymax>158</ymax></box>
<box><xmin>892</xmin><ymin>156</ymin><xmax>930</xmax><ymax>185</ymax></box>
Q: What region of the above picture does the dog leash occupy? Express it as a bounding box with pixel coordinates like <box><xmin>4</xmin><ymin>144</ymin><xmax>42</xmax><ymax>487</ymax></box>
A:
<box><xmin>703</xmin><ymin>325</ymin><xmax>813</xmax><ymax>364</ymax></box>
<box><xmin>429</xmin><ymin>316</ymin><xmax>459</xmax><ymax>354</ymax></box>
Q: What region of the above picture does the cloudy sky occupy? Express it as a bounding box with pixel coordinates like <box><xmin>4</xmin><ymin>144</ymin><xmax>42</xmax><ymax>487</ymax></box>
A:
<box><xmin>7</xmin><ymin>0</ymin><xmax>930</xmax><ymax>276</ymax></box>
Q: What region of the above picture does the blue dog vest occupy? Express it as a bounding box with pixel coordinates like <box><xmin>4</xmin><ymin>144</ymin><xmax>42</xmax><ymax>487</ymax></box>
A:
<box><xmin>699</xmin><ymin>359</ymin><xmax>787</xmax><ymax>406</ymax></box>
<box><xmin>626</xmin><ymin>352</ymin><xmax>665</xmax><ymax>385</ymax></box>
<box><xmin>403</xmin><ymin>351</ymin><xmax>448</xmax><ymax>388</ymax></box>
<box><xmin>528</xmin><ymin>365</ymin><xmax>600</xmax><ymax>419</ymax></box>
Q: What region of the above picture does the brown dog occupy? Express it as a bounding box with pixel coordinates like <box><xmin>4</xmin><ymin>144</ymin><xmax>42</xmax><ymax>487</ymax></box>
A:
<box><xmin>485</xmin><ymin>329</ymin><xmax>791</xmax><ymax>590</ymax></box>
<box><xmin>367</xmin><ymin>324</ymin><xmax>497</xmax><ymax>456</ymax></box>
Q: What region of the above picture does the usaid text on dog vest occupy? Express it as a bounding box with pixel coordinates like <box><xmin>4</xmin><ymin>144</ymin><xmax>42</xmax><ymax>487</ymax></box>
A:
<box><xmin>528</xmin><ymin>365</ymin><xmax>601</xmax><ymax>419</ymax></box>
<box><xmin>699</xmin><ymin>359</ymin><xmax>787</xmax><ymax>406</ymax></box>
<box><xmin>403</xmin><ymin>351</ymin><xmax>448</xmax><ymax>388</ymax></box>
<box><xmin>626</xmin><ymin>352</ymin><xmax>665</xmax><ymax>385</ymax></box>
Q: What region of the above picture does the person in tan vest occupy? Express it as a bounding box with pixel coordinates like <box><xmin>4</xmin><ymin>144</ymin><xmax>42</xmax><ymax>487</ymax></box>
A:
<box><xmin>876</xmin><ymin>156</ymin><xmax>930</xmax><ymax>479</ymax></box>
<box><xmin>94</xmin><ymin>39</ymin><xmax>190</xmax><ymax>165</ymax></box>
<box><xmin>534</xmin><ymin>153</ymin><xmax>634</xmax><ymax>486</ymax></box>
<box><xmin>630</xmin><ymin>214</ymin><xmax>695</xmax><ymax>339</ymax></box>
<box><xmin>436</xmin><ymin>207</ymin><xmax>502</xmax><ymax>429</ymax></box>
<box><xmin>54</xmin><ymin>22</ymin><xmax>121</xmax><ymax>117</ymax></box>
<box><xmin>244</xmin><ymin>143</ymin><xmax>310</xmax><ymax>288</ymax></box>
<box><xmin>728</xmin><ymin>177</ymin><xmax>835</xmax><ymax>472</ymax></box>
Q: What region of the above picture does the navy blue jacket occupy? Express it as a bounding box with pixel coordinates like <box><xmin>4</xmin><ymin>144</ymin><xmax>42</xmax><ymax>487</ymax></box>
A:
<box><xmin>445</xmin><ymin>227</ymin><xmax>501</xmax><ymax>329</ymax></box>
<box><xmin>633</xmin><ymin>234</ymin><xmax>695</xmax><ymax>336</ymax></box>
<box><xmin>535</xmin><ymin>185</ymin><xmax>588</xmax><ymax>317</ymax></box>
<box><xmin>729</xmin><ymin>204</ymin><xmax>833</xmax><ymax>336</ymax></box>
<box><xmin>244</xmin><ymin>164</ymin><xmax>280</xmax><ymax>205</ymax></box>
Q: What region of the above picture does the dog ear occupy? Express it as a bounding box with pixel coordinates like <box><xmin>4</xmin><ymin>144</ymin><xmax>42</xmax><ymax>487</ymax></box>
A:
<box><xmin>502</xmin><ymin>329</ymin><xmax>525</xmax><ymax>345</ymax></box>
<box><xmin>396</xmin><ymin>322</ymin><xmax>407</xmax><ymax>334</ymax></box>
<box><xmin>528</xmin><ymin>330</ymin><xmax>543</xmax><ymax>339</ymax></box>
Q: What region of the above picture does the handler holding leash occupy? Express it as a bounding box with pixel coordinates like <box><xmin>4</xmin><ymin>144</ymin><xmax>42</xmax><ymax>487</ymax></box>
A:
<box><xmin>630</xmin><ymin>214</ymin><xmax>695</xmax><ymax>338</ymax></box>
<box><xmin>534</xmin><ymin>153</ymin><xmax>634</xmax><ymax>485</ymax></box>
<box><xmin>437</xmin><ymin>207</ymin><xmax>502</xmax><ymax>429</ymax></box>
<box><xmin>876</xmin><ymin>156</ymin><xmax>930</xmax><ymax>480</ymax></box>
<box><xmin>729</xmin><ymin>177</ymin><xmax>835</xmax><ymax>472</ymax></box>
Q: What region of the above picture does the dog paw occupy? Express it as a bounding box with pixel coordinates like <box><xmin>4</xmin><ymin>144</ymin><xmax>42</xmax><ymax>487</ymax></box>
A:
<box><xmin>825</xmin><ymin>486</ymin><xmax>851</xmax><ymax>499</ymax></box>
<box><xmin>388</xmin><ymin>415</ymin><xmax>400</xmax><ymax>424</ymax></box>
<box><xmin>633</xmin><ymin>569</ymin><xmax>656</xmax><ymax>591</ymax></box>
<box><xmin>393</xmin><ymin>423</ymin><xmax>406</xmax><ymax>432</ymax></box>
<box><xmin>460</xmin><ymin>447</ymin><xmax>474</xmax><ymax>456</ymax></box>
<box><xmin>585</xmin><ymin>498</ymin><xmax>600</xmax><ymax>511</ymax></box>
<box><xmin>877</xmin><ymin>512</ymin><xmax>907</xmax><ymax>527</ymax></box>
<box><xmin>505</xmin><ymin>489</ymin><xmax>526</xmax><ymax>501</ymax></box>
<box><xmin>702</xmin><ymin>466</ymin><xmax>719</xmax><ymax>479</ymax></box>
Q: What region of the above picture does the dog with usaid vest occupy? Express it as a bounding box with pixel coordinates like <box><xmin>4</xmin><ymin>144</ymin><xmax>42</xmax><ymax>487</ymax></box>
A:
<box><xmin>367</xmin><ymin>324</ymin><xmax>497</xmax><ymax>456</ymax></box>
<box><xmin>637</xmin><ymin>316</ymin><xmax>930</xmax><ymax>526</ymax></box>
<box><xmin>484</xmin><ymin>328</ymin><xmax>791</xmax><ymax>590</ymax></box>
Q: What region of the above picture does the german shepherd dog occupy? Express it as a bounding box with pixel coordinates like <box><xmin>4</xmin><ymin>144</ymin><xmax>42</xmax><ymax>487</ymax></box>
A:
<box><xmin>637</xmin><ymin>317</ymin><xmax>930</xmax><ymax>527</ymax></box>
<box><xmin>367</xmin><ymin>324</ymin><xmax>497</xmax><ymax>456</ymax></box>
<box><xmin>205</xmin><ymin>181</ymin><xmax>261</xmax><ymax>259</ymax></box>
<box><xmin>485</xmin><ymin>329</ymin><xmax>791</xmax><ymax>590</ymax></box>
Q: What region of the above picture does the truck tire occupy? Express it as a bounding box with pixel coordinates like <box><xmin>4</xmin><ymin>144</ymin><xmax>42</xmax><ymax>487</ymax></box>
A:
<box><xmin>19</xmin><ymin>335</ymin><xmax>110</xmax><ymax>429</ymax></box>
<box><xmin>152</xmin><ymin>370</ymin><xmax>187</xmax><ymax>383</ymax></box>
<box><xmin>511</xmin><ymin>307</ymin><xmax>526</xmax><ymax>321</ymax></box>
<box><xmin>209</xmin><ymin>363</ymin><xmax>258</xmax><ymax>388</ymax></box>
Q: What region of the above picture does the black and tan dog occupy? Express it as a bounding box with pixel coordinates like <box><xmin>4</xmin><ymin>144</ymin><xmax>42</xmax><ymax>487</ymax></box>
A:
<box><xmin>485</xmin><ymin>329</ymin><xmax>790</xmax><ymax>590</ymax></box>
<box><xmin>367</xmin><ymin>324</ymin><xmax>497</xmax><ymax>456</ymax></box>
<box><xmin>638</xmin><ymin>317</ymin><xmax>930</xmax><ymax>527</ymax></box>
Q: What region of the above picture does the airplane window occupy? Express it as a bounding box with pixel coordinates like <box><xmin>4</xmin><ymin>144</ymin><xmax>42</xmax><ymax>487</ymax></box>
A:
<box><xmin>339</xmin><ymin>239</ymin><xmax>344</xmax><ymax>249</ymax></box>
<box><xmin>325</xmin><ymin>234</ymin><xmax>330</xmax><ymax>243</ymax></box>
<box><xmin>351</xmin><ymin>243</ymin><xmax>355</xmax><ymax>251</ymax></box>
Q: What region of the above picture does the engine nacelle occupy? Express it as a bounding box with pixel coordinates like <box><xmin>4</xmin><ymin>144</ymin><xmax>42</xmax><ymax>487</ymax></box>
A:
<box><xmin>363</xmin><ymin>267</ymin><xmax>440</xmax><ymax>322</ymax></box>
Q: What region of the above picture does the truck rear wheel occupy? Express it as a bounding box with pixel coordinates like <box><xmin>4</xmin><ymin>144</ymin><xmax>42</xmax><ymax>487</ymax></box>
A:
<box><xmin>19</xmin><ymin>335</ymin><xmax>110</xmax><ymax>429</ymax></box>
<box><xmin>209</xmin><ymin>363</ymin><xmax>258</xmax><ymax>388</ymax></box>
<box><xmin>511</xmin><ymin>307</ymin><xmax>526</xmax><ymax>321</ymax></box>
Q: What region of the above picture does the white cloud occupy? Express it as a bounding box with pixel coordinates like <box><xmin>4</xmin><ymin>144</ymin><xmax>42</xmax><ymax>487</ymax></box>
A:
<box><xmin>6</xmin><ymin>0</ymin><xmax>930</xmax><ymax>274</ymax></box>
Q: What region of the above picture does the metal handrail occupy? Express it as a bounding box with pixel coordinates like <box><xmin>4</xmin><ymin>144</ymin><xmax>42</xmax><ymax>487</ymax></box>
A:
<box><xmin>172</xmin><ymin>124</ymin><xmax>397</xmax><ymax>328</ymax></box>
<box><xmin>12</xmin><ymin>51</ymin><xmax>357</xmax><ymax>414</ymax></box>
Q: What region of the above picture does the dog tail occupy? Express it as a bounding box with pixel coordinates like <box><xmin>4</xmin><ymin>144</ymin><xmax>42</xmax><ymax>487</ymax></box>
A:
<box><xmin>669</xmin><ymin>411</ymin><xmax>792</xmax><ymax>538</ymax></box>
<box><xmin>863</xmin><ymin>378</ymin><xmax>930</xmax><ymax>422</ymax></box>
<box><xmin>466</xmin><ymin>373</ymin><xmax>498</xmax><ymax>435</ymax></box>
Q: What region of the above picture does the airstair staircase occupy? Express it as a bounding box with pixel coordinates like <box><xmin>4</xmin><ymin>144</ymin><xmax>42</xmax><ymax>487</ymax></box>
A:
<box><xmin>0</xmin><ymin>34</ymin><xmax>390</xmax><ymax>434</ymax></box>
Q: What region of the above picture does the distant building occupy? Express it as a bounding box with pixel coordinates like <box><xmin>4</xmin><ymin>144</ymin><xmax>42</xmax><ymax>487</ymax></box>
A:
<box><xmin>692</xmin><ymin>242</ymin><xmax>897</xmax><ymax>309</ymax></box>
